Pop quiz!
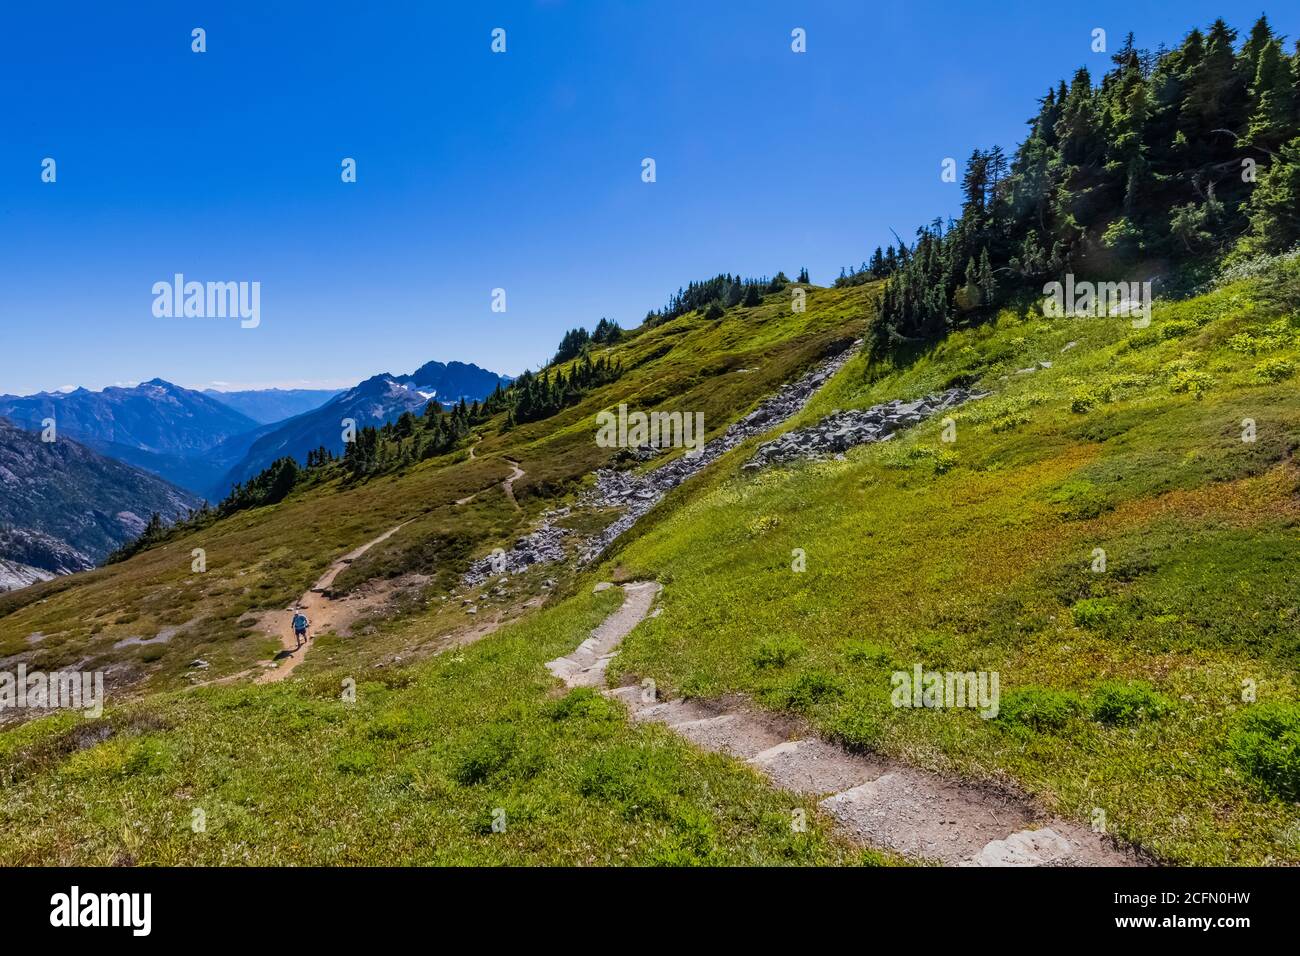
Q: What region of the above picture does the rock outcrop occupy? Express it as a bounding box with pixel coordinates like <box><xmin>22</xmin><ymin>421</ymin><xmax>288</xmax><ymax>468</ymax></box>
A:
<box><xmin>461</xmin><ymin>524</ymin><xmax>571</xmax><ymax>587</ymax></box>
<box><xmin>0</xmin><ymin>559</ymin><xmax>56</xmax><ymax>595</ymax></box>
<box><xmin>744</xmin><ymin>387</ymin><xmax>985</xmax><ymax>470</ymax></box>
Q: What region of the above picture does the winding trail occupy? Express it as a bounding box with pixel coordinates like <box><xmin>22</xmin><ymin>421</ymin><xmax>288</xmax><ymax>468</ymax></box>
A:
<box><xmin>455</xmin><ymin>439</ymin><xmax>524</xmax><ymax>510</ymax></box>
<box><xmin>547</xmin><ymin>583</ymin><xmax>1144</xmax><ymax>867</ymax></box>
<box><xmin>255</xmin><ymin>523</ymin><xmax>407</xmax><ymax>684</ymax></box>
<box><xmin>501</xmin><ymin>459</ymin><xmax>523</xmax><ymax>510</ymax></box>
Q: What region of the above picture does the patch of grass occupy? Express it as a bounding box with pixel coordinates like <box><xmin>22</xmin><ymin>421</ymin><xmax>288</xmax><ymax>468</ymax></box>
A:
<box><xmin>1089</xmin><ymin>681</ymin><xmax>1171</xmax><ymax>726</ymax></box>
<box><xmin>1228</xmin><ymin>702</ymin><xmax>1300</xmax><ymax>801</ymax></box>
<box><xmin>751</xmin><ymin>635</ymin><xmax>805</xmax><ymax>669</ymax></box>
<box><xmin>1253</xmin><ymin>357</ymin><xmax>1295</xmax><ymax>383</ymax></box>
<box><xmin>59</xmin><ymin>735</ymin><xmax>167</xmax><ymax>781</ymax></box>
<box><xmin>452</xmin><ymin>724</ymin><xmax>540</xmax><ymax>786</ymax></box>
<box><xmin>545</xmin><ymin>687</ymin><xmax>616</xmax><ymax>722</ymax></box>
<box><xmin>842</xmin><ymin>640</ymin><xmax>895</xmax><ymax>667</ymax></box>
<box><xmin>775</xmin><ymin>671</ymin><xmax>844</xmax><ymax>713</ymax></box>
<box><xmin>1070</xmin><ymin>597</ymin><xmax>1122</xmax><ymax>631</ymax></box>
<box><xmin>996</xmin><ymin>688</ymin><xmax>1086</xmax><ymax>733</ymax></box>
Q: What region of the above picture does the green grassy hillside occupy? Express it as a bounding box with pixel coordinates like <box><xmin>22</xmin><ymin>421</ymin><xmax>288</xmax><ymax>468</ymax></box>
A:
<box><xmin>604</xmin><ymin>254</ymin><xmax>1300</xmax><ymax>865</ymax></box>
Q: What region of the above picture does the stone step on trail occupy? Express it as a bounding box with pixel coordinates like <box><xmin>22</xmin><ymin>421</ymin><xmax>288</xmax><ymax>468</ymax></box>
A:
<box><xmin>602</xmin><ymin>684</ymin><xmax>646</xmax><ymax>708</ymax></box>
<box><xmin>628</xmin><ymin>697</ymin><xmax>719</xmax><ymax>727</ymax></box>
<box><xmin>748</xmin><ymin>738</ymin><xmax>887</xmax><ymax>796</ymax></box>
<box><xmin>820</xmin><ymin>769</ymin><xmax>1035</xmax><ymax>865</ymax></box>
<box><xmin>566</xmin><ymin>654</ymin><xmax>620</xmax><ymax>688</ymax></box>
<box><xmin>966</xmin><ymin>827</ymin><xmax>1074</xmax><ymax>867</ymax></box>
<box><xmin>668</xmin><ymin>713</ymin><xmax>788</xmax><ymax>759</ymax></box>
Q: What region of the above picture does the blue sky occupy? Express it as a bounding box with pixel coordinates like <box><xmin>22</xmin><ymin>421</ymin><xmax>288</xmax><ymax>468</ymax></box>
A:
<box><xmin>1</xmin><ymin>1</ymin><xmax>1291</xmax><ymax>394</ymax></box>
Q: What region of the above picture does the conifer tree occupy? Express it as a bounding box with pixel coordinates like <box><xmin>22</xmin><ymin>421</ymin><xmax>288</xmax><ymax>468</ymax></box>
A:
<box><xmin>1245</xmin><ymin>39</ymin><xmax>1295</xmax><ymax>152</ymax></box>
<box><xmin>1238</xmin><ymin>137</ymin><xmax>1300</xmax><ymax>255</ymax></box>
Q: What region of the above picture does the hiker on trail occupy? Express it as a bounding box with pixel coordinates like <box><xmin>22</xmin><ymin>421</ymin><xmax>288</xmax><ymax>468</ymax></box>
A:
<box><xmin>292</xmin><ymin>611</ymin><xmax>310</xmax><ymax>648</ymax></box>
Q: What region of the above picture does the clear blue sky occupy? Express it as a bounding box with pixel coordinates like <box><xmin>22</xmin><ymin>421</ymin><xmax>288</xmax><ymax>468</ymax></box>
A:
<box><xmin>1</xmin><ymin>1</ymin><xmax>1290</xmax><ymax>394</ymax></box>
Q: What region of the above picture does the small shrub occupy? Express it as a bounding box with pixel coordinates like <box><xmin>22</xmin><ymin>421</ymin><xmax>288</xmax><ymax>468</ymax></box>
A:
<box><xmin>1089</xmin><ymin>681</ymin><xmax>1170</xmax><ymax>726</ymax></box>
<box><xmin>941</xmin><ymin>371</ymin><xmax>980</xmax><ymax>390</ymax></box>
<box><xmin>453</xmin><ymin>725</ymin><xmax>518</xmax><ymax>785</ymax></box>
<box><xmin>1121</xmin><ymin>328</ymin><xmax>1160</xmax><ymax>350</ymax></box>
<box><xmin>1165</xmin><ymin>361</ymin><xmax>1214</xmax><ymax>398</ymax></box>
<box><xmin>1071</xmin><ymin>597</ymin><xmax>1121</xmax><ymax>630</ymax></box>
<box><xmin>881</xmin><ymin>445</ymin><xmax>936</xmax><ymax>469</ymax></box>
<box><xmin>990</xmin><ymin>411</ymin><xmax>1030</xmax><ymax>433</ymax></box>
<box><xmin>843</xmin><ymin>640</ymin><xmax>894</xmax><ymax>667</ymax></box>
<box><xmin>1227</xmin><ymin>702</ymin><xmax>1300</xmax><ymax>800</ymax></box>
<box><xmin>1070</xmin><ymin>382</ymin><xmax>1113</xmax><ymax>413</ymax></box>
<box><xmin>1226</xmin><ymin>322</ymin><xmax>1291</xmax><ymax>355</ymax></box>
<box><xmin>751</xmin><ymin>635</ymin><xmax>805</xmax><ymax>669</ymax></box>
<box><xmin>1160</xmin><ymin>318</ymin><xmax>1200</xmax><ymax>339</ymax></box>
<box><xmin>933</xmin><ymin>450</ymin><xmax>959</xmax><ymax>474</ymax></box>
<box><xmin>996</xmin><ymin>687</ymin><xmax>1085</xmax><ymax>732</ymax></box>
<box><xmin>1253</xmin><ymin>357</ymin><xmax>1295</xmax><ymax>383</ymax></box>
<box><xmin>780</xmin><ymin>671</ymin><xmax>844</xmax><ymax>712</ymax></box>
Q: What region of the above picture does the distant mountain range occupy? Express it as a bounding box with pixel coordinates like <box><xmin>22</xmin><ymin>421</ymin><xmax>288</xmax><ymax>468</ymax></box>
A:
<box><xmin>0</xmin><ymin>419</ymin><xmax>199</xmax><ymax>591</ymax></box>
<box><xmin>0</xmin><ymin>361</ymin><xmax>510</xmax><ymax>511</ymax></box>
<box><xmin>203</xmin><ymin>388</ymin><xmax>343</xmax><ymax>425</ymax></box>
<box><xmin>0</xmin><ymin>379</ymin><xmax>257</xmax><ymax>454</ymax></box>
<box><xmin>0</xmin><ymin>379</ymin><xmax>262</xmax><ymax>496</ymax></box>
<box><xmin>211</xmin><ymin>362</ymin><xmax>511</xmax><ymax>498</ymax></box>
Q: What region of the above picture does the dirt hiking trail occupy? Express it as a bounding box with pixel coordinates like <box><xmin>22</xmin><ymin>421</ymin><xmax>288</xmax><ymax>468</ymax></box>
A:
<box><xmin>501</xmin><ymin>459</ymin><xmax>523</xmax><ymax>509</ymax></box>
<box><xmin>455</xmin><ymin>443</ymin><xmax>524</xmax><ymax>510</ymax></box>
<box><xmin>255</xmin><ymin>523</ymin><xmax>407</xmax><ymax>684</ymax></box>
<box><xmin>548</xmin><ymin>582</ymin><xmax>1145</xmax><ymax>867</ymax></box>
